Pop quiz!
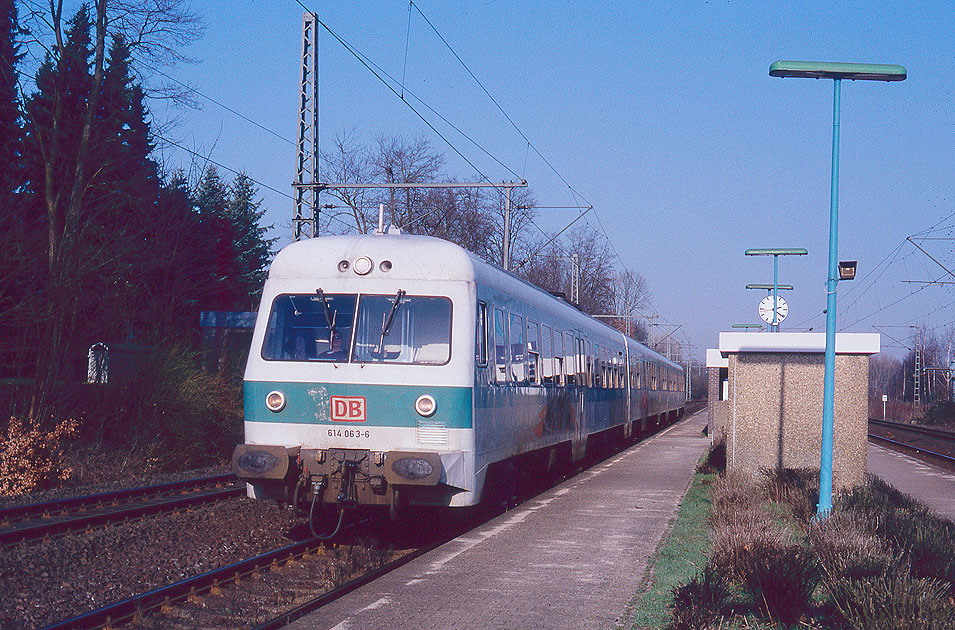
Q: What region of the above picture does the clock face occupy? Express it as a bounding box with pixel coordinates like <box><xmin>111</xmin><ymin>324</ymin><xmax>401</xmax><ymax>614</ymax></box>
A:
<box><xmin>758</xmin><ymin>295</ymin><xmax>789</xmax><ymax>324</ymax></box>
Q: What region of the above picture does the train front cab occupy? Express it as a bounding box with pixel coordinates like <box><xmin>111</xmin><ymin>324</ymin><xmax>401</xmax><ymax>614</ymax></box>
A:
<box><xmin>232</xmin><ymin>260</ymin><xmax>481</xmax><ymax>517</ymax></box>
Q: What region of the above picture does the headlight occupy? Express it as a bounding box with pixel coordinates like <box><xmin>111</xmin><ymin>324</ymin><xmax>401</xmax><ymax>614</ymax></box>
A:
<box><xmin>353</xmin><ymin>256</ymin><xmax>373</xmax><ymax>275</ymax></box>
<box><xmin>414</xmin><ymin>394</ymin><xmax>436</xmax><ymax>417</ymax></box>
<box><xmin>265</xmin><ymin>390</ymin><xmax>286</xmax><ymax>412</ymax></box>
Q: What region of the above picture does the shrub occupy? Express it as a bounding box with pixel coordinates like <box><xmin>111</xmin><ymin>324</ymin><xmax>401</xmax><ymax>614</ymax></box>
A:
<box><xmin>826</xmin><ymin>566</ymin><xmax>955</xmax><ymax>629</ymax></box>
<box><xmin>762</xmin><ymin>467</ymin><xmax>818</xmax><ymax>525</ymax></box>
<box><xmin>708</xmin><ymin>469</ymin><xmax>761</xmax><ymax>523</ymax></box>
<box><xmin>0</xmin><ymin>416</ymin><xmax>78</xmax><ymax>495</ymax></box>
<box><xmin>736</xmin><ymin>539</ymin><xmax>819</xmax><ymax>625</ymax></box>
<box><xmin>921</xmin><ymin>400</ymin><xmax>955</xmax><ymax>427</ymax></box>
<box><xmin>695</xmin><ymin>439</ymin><xmax>726</xmax><ymax>475</ymax></box>
<box><xmin>113</xmin><ymin>343</ymin><xmax>243</xmax><ymax>471</ymax></box>
<box><xmin>814</xmin><ymin>495</ymin><xmax>955</xmax><ymax>629</ymax></box>
<box><xmin>838</xmin><ymin>477</ymin><xmax>955</xmax><ymax>585</ymax></box>
<box><xmin>710</xmin><ymin>507</ymin><xmax>781</xmax><ymax>583</ymax></box>
<box><xmin>667</xmin><ymin>565</ymin><xmax>731</xmax><ymax>630</ymax></box>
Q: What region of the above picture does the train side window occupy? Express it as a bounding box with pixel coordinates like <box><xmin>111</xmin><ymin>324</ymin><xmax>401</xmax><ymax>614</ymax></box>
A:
<box><xmin>526</xmin><ymin>319</ymin><xmax>541</xmax><ymax>385</ymax></box>
<box><xmin>476</xmin><ymin>302</ymin><xmax>488</xmax><ymax>367</ymax></box>
<box><xmin>565</xmin><ymin>334</ymin><xmax>575</xmax><ymax>386</ymax></box>
<box><xmin>541</xmin><ymin>324</ymin><xmax>554</xmax><ymax>384</ymax></box>
<box><xmin>509</xmin><ymin>314</ymin><xmax>526</xmax><ymax>384</ymax></box>
<box><xmin>576</xmin><ymin>337</ymin><xmax>590</xmax><ymax>387</ymax></box>
<box><xmin>593</xmin><ymin>343</ymin><xmax>601</xmax><ymax>388</ymax></box>
<box><xmin>556</xmin><ymin>331</ymin><xmax>566</xmax><ymax>386</ymax></box>
<box><xmin>494</xmin><ymin>307</ymin><xmax>507</xmax><ymax>383</ymax></box>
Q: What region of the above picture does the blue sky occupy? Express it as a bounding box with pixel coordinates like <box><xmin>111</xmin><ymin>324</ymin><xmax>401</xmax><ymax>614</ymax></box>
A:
<box><xmin>150</xmin><ymin>1</ymin><xmax>955</xmax><ymax>360</ymax></box>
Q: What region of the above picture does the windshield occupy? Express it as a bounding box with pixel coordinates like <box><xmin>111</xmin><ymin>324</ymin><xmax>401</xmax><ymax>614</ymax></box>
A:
<box><xmin>352</xmin><ymin>294</ymin><xmax>452</xmax><ymax>364</ymax></box>
<box><xmin>261</xmin><ymin>293</ymin><xmax>357</xmax><ymax>362</ymax></box>
<box><xmin>261</xmin><ymin>292</ymin><xmax>451</xmax><ymax>365</ymax></box>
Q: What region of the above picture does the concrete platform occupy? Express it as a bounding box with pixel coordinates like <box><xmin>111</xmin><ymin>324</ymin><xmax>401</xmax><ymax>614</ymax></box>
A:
<box><xmin>867</xmin><ymin>442</ymin><xmax>955</xmax><ymax>521</ymax></box>
<box><xmin>287</xmin><ymin>410</ymin><xmax>710</xmax><ymax>630</ymax></box>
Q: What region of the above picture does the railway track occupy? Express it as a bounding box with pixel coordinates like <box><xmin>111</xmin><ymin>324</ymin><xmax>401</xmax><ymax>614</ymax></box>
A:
<box><xmin>0</xmin><ymin>473</ymin><xmax>243</xmax><ymax>547</ymax></box>
<box><xmin>34</xmin><ymin>411</ymin><xmax>700</xmax><ymax>630</ymax></box>
<box><xmin>868</xmin><ymin>418</ymin><xmax>955</xmax><ymax>466</ymax></box>
<box><xmin>40</xmin><ymin>503</ymin><xmax>476</xmax><ymax>630</ymax></box>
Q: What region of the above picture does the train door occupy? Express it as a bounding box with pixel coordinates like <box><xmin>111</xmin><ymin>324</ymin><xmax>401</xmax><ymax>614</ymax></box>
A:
<box><xmin>622</xmin><ymin>336</ymin><xmax>632</xmax><ymax>439</ymax></box>
<box><xmin>475</xmin><ymin>301</ymin><xmax>491</xmax><ymax>386</ymax></box>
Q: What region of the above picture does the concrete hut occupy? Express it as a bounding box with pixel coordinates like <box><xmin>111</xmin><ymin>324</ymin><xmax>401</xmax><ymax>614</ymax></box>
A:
<box><xmin>707</xmin><ymin>332</ymin><xmax>879</xmax><ymax>491</ymax></box>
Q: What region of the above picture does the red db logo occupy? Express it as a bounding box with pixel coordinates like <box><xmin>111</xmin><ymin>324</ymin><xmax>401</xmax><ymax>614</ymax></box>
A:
<box><xmin>330</xmin><ymin>396</ymin><xmax>366</xmax><ymax>422</ymax></box>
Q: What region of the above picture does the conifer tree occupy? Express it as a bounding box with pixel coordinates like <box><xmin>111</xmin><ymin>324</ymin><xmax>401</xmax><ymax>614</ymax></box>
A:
<box><xmin>0</xmin><ymin>0</ymin><xmax>21</xmax><ymax>200</ymax></box>
<box><xmin>226</xmin><ymin>173</ymin><xmax>275</xmax><ymax>308</ymax></box>
<box><xmin>194</xmin><ymin>166</ymin><xmax>243</xmax><ymax>310</ymax></box>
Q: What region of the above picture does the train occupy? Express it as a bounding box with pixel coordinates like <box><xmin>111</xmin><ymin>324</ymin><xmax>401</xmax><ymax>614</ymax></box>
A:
<box><xmin>231</xmin><ymin>230</ymin><xmax>685</xmax><ymax>534</ymax></box>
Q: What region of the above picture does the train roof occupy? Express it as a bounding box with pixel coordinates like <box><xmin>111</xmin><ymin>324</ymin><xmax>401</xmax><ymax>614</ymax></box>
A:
<box><xmin>268</xmin><ymin>232</ymin><xmax>682</xmax><ymax>371</ymax></box>
<box><xmin>268</xmin><ymin>232</ymin><xmax>479</xmax><ymax>282</ymax></box>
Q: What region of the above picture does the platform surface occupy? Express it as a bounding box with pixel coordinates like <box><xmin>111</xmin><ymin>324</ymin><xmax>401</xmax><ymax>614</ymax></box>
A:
<box><xmin>867</xmin><ymin>442</ymin><xmax>955</xmax><ymax>521</ymax></box>
<box><xmin>287</xmin><ymin>410</ymin><xmax>710</xmax><ymax>630</ymax></box>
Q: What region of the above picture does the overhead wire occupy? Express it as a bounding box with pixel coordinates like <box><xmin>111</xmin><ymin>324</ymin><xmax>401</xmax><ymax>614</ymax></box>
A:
<box><xmin>295</xmin><ymin>0</ymin><xmax>672</xmax><ymax>344</ymax></box>
<box><xmin>156</xmin><ymin>132</ymin><xmax>353</xmax><ymax>231</ymax></box>
<box><xmin>408</xmin><ymin>1</ymin><xmax>633</xmax><ymax>278</ymax></box>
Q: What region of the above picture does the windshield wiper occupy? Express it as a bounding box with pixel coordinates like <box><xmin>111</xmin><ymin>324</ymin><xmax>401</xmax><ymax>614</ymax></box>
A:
<box><xmin>377</xmin><ymin>289</ymin><xmax>406</xmax><ymax>354</ymax></box>
<box><xmin>316</xmin><ymin>288</ymin><xmax>337</xmax><ymax>331</ymax></box>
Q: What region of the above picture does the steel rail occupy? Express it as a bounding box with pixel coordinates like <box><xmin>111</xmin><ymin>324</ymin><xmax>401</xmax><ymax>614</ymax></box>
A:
<box><xmin>868</xmin><ymin>433</ymin><xmax>955</xmax><ymax>465</ymax></box>
<box><xmin>868</xmin><ymin>418</ymin><xmax>955</xmax><ymax>442</ymax></box>
<box><xmin>0</xmin><ymin>473</ymin><xmax>236</xmax><ymax>524</ymax></box>
<box><xmin>251</xmin><ymin>540</ymin><xmax>440</xmax><ymax>630</ymax></box>
<box><xmin>41</xmin><ymin>527</ymin><xmax>434</xmax><ymax>630</ymax></box>
<box><xmin>1</xmin><ymin>476</ymin><xmax>243</xmax><ymax>547</ymax></box>
<box><xmin>40</xmin><ymin>538</ymin><xmax>328</xmax><ymax>630</ymax></box>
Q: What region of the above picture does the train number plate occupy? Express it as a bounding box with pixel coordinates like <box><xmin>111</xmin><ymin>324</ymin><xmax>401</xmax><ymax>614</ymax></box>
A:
<box><xmin>330</xmin><ymin>396</ymin><xmax>367</xmax><ymax>422</ymax></box>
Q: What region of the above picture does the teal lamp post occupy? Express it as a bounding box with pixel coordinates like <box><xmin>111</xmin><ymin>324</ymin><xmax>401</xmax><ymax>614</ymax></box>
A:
<box><xmin>770</xmin><ymin>60</ymin><xmax>905</xmax><ymax>516</ymax></box>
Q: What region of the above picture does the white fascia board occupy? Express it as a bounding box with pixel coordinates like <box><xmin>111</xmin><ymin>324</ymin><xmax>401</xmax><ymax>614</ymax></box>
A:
<box><xmin>706</xmin><ymin>348</ymin><xmax>729</xmax><ymax>368</ymax></box>
<box><xmin>718</xmin><ymin>332</ymin><xmax>880</xmax><ymax>355</ymax></box>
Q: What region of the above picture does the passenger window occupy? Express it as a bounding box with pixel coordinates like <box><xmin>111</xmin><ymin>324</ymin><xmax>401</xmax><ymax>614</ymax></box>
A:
<box><xmin>526</xmin><ymin>320</ymin><xmax>541</xmax><ymax>385</ymax></box>
<box><xmin>476</xmin><ymin>302</ymin><xmax>488</xmax><ymax>367</ymax></box>
<box><xmin>593</xmin><ymin>344</ymin><xmax>600</xmax><ymax>388</ymax></box>
<box><xmin>556</xmin><ymin>331</ymin><xmax>566</xmax><ymax>386</ymax></box>
<box><xmin>583</xmin><ymin>339</ymin><xmax>592</xmax><ymax>387</ymax></box>
<box><xmin>494</xmin><ymin>308</ymin><xmax>507</xmax><ymax>383</ymax></box>
<box><xmin>509</xmin><ymin>314</ymin><xmax>526</xmax><ymax>384</ymax></box>
<box><xmin>566</xmin><ymin>335</ymin><xmax>576</xmax><ymax>386</ymax></box>
<box><xmin>541</xmin><ymin>324</ymin><xmax>554</xmax><ymax>384</ymax></box>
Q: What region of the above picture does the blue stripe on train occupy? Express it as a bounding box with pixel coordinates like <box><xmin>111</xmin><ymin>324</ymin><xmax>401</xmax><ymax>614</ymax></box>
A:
<box><xmin>244</xmin><ymin>381</ymin><xmax>473</xmax><ymax>428</ymax></box>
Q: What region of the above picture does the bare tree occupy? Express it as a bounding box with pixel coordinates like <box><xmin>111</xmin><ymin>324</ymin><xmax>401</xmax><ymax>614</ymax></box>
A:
<box><xmin>320</xmin><ymin>130</ymin><xmax>375</xmax><ymax>233</ymax></box>
<box><xmin>373</xmin><ymin>134</ymin><xmax>444</xmax><ymax>230</ymax></box>
<box><xmin>567</xmin><ymin>226</ymin><xmax>615</xmax><ymax>316</ymax></box>
<box><xmin>516</xmin><ymin>237</ymin><xmax>571</xmax><ymax>298</ymax></box>
<box><xmin>870</xmin><ymin>353</ymin><xmax>902</xmax><ymax>400</ymax></box>
<box><xmin>609</xmin><ymin>269</ymin><xmax>651</xmax><ymax>342</ymax></box>
<box><xmin>18</xmin><ymin>0</ymin><xmax>201</xmax><ymax>423</ymax></box>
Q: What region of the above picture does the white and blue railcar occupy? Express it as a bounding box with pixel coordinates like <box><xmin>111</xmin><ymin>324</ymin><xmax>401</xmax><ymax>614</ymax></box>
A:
<box><xmin>233</xmin><ymin>232</ymin><xmax>684</xmax><ymax>520</ymax></box>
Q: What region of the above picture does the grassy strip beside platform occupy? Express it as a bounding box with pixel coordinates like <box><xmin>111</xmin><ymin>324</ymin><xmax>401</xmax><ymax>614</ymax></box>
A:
<box><xmin>628</xmin><ymin>466</ymin><xmax>715</xmax><ymax>629</ymax></box>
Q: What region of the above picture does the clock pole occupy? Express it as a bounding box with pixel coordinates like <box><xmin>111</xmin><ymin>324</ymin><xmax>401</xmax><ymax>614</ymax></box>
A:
<box><xmin>745</xmin><ymin>248</ymin><xmax>808</xmax><ymax>331</ymax></box>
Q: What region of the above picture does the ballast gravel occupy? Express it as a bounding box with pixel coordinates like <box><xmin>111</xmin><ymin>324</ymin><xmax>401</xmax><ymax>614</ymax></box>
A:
<box><xmin>0</xmin><ymin>487</ymin><xmax>299</xmax><ymax>629</ymax></box>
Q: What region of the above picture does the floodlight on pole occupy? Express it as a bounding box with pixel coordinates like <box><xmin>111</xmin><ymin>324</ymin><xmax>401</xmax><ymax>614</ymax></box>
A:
<box><xmin>770</xmin><ymin>60</ymin><xmax>905</xmax><ymax>517</ymax></box>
